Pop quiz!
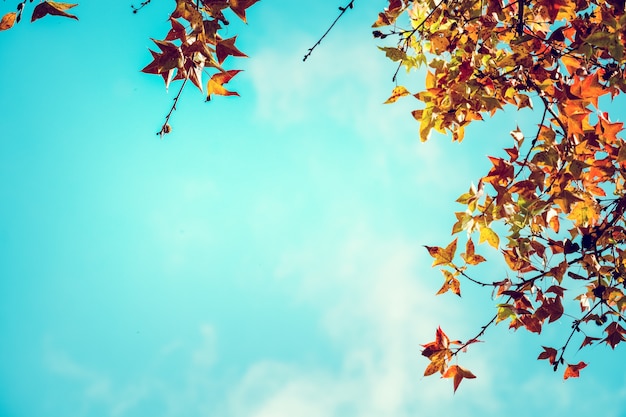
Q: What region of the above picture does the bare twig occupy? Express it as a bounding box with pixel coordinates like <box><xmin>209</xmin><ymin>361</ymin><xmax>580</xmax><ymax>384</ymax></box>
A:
<box><xmin>158</xmin><ymin>77</ymin><xmax>188</xmax><ymax>137</ymax></box>
<box><xmin>131</xmin><ymin>0</ymin><xmax>152</xmax><ymax>14</ymax></box>
<box><xmin>303</xmin><ymin>0</ymin><xmax>356</xmax><ymax>62</ymax></box>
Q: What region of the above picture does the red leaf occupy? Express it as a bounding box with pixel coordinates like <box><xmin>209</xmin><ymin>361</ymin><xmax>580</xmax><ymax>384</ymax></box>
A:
<box><xmin>563</xmin><ymin>361</ymin><xmax>587</xmax><ymax>380</ymax></box>
<box><xmin>537</xmin><ymin>346</ymin><xmax>558</xmax><ymax>364</ymax></box>
<box><xmin>578</xmin><ymin>336</ymin><xmax>601</xmax><ymax>350</ymax></box>
<box><xmin>603</xmin><ymin>322</ymin><xmax>626</xmax><ymax>349</ymax></box>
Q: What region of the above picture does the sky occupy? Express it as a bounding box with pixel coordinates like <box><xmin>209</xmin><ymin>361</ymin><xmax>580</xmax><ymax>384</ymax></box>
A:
<box><xmin>1</xmin><ymin>1</ymin><xmax>626</xmax><ymax>417</ymax></box>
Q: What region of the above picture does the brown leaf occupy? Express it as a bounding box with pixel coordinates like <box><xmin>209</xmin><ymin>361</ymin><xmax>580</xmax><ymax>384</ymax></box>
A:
<box><xmin>216</xmin><ymin>36</ymin><xmax>247</xmax><ymax>64</ymax></box>
<box><xmin>537</xmin><ymin>346</ymin><xmax>558</xmax><ymax>364</ymax></box>
<box><xmin>31</xmin><ymin>1</ymin><xmax>78</xmax><ymax>22</ymax></box>
<box><xmin>0</xmin><ymin>12</ymin><xmax>17</xmax><ymax>31</ymax></box>
<box><xmin>229</xmin><ymin>0</ymin><xmax>260</xmax><ymax>23</ymax></box>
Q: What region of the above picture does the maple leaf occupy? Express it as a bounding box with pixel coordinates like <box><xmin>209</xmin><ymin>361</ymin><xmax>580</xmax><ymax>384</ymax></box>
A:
<box><xmin>165</xmin><ymin>17</ymin><xmax>187</xmax><ymax>43</ymax></box>
<box><xmin>461</xmin><ymin>238</ymin><xmax>486</xmax><ymax>265</ymax></box>
<box><xmin>563</xmin><ymin>361</ymin><xmax>587</xmax><ymax>380</ymax></box>
<box><xmin>229</xmin><ymin>0</ymin><xmax>260</xmax><ymax>23</ymax></box>
<box><xmin>443</xmin><ymin>365</ymin><xmax>476</xmax><ymax>393</ymax></box>
<box><xmin>578</xmin><ymin>336</ymin><xmax>601</xmax><ymax>350</ymax></box>
<box><xmin>384</xmin><ymin>86</ymin><xmax>410</xmax><ymax>104</ymax></box>
<box><xmin>31</xmin><ymin>1</ymin><xmax>78</xmax><ymax>22</ymax></box>
<box><xmin>437</xmin><ymin>269</ymin><xmax>461</xmax><ymax>296</ymax></box>
<box><xmin>0</xmin><ymin>12</ymin><xmax>16</xmax><ymax>31</ymax></box>
<box><xmin>216</xmin><ymin>36</ymin><xmax>247</xmax><ymax>64</ymax></box>
<box><xmin>424</xmin><ymin>238</ymin><xmax>458</xmax><ymax>267</ymax></box>
<box><xmin>421</xmin><ymin>326</ymin><xmax>451</xmax><ymax>356</ymax></box>
<box><xmin>603</xmin><ymin>322</ymin><xmax>626</xmax><ymax>349</ymax></box>
<box><xmin>206</xmin><ymin>69</ymin><xmax>242</xmax><ymax>101</ymax></box>
<box><xmin>479</xmin><ymin>226</ymin><xmax>499</xmax><ymax>249</ymax></box>
<box><xmin>537</xmin><ymin>346</ymin><xmax>558</xmax><ymax>364</ymax></box>
<box><xmin>141</xmin><ymin>40</ymin><xmax>184</xmax><ymax>89</ymax></box>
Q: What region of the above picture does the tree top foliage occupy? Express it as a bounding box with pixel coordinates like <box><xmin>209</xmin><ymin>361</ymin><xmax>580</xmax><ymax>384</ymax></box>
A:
<box><xmin>3</xmin><ymin>0</ymin><xmax>626</xmax><ymax>392</ymax></box>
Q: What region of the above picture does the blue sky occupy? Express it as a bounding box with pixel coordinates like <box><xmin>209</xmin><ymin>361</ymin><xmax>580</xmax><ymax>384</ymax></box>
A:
<box><xmin>1</xmin><ymin>1</ymin><xmax>625</xmax><ymax>416</ymax></box>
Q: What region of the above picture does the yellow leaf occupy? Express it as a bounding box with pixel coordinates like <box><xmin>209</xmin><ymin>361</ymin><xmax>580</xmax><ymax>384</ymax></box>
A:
<box><xmin>424</xmin><ymin>238</ymin><xmax>458</xmax><ymax>267</ymax></box>
<box><xmin>384</xmin><ymin>85</ymin><xmax>410</xmax><ymax>104</ymax></box>
<box><xmin>461</xmin><ymin>238</ymin><xmax>487</xmax><ymax>265</ymax></box>
<box><xmin>479</xmin><ymin>226</ymin><xmax>499</xmax><ymax>249</ymax></box>
<box><xmin>567</xmin><ymin>201</ymin><xmax>599</xmax><ymax>227</ymax></box>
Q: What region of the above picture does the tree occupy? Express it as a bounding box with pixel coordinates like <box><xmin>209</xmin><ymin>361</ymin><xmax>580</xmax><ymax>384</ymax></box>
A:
<box><xmin>3</xmin><ymin>0</ymin><xmax>626</xmax><ymax>392</ymax></box>
<box><xmin>373</xmin><ymin>0</ymin><xmax>626</xmax><ymax>391</ymax></box>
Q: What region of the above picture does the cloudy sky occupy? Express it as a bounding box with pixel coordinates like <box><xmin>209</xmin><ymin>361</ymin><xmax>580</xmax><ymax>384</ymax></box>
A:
<box><xmin>1</xmin><ymin>1</ymin><xmax>625</xmax><ymax>416</ymax></box>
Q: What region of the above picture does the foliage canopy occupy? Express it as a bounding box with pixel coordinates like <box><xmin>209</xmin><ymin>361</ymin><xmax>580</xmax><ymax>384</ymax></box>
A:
<box><xmin>4</xmin><ymin>0</ymin><xmax>626</xmax><ymax>391</ymax></box>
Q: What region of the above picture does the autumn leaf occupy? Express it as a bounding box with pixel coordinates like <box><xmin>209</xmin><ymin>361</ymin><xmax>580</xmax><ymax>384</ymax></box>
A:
<box><xmin>603</xmin><ymin>322</ymin><xmax>626</xmax><ymax>349</ymax></box>
<box><xmin>216</xmin><ymin>36</ymin><xmax>248</xmax><ymax>64</ymax></box>
<box><xmin>563</xmin><ymin>361</ymin><xmax>587</xmax><ymax>380</ymax></box>
<box><xmin>442</xmin><ymin>365</ymin><xmax>476</xmax><ymax>393</ymax></box>
<box><xmin>384</xmin><ymin>86</ymin><xmax>410</xmax><ymax>104</ymax></box>
<box><xmin>424</xmin><ymin>238</ymin><xmax>457</xmax><ymax>267</ymax></box>
<box><xmin>537</xmin><ymin>346</ymin><xmax>558</xmax><ymax>364</ymax></box>
<box><xmin>479</xmin><ymin>226</ymin><xmax>499</xmax><ymax>249</ymax></box>
<box><xmin>0</xmin><ymin>12</ymin><xmax>16</xmax><ymax>31</ymax></box>
<box><xmin>437</xmin><ymin>269</ymin><xmax>461</xmax><ymax>296</ymax></box>
<box><xmin>461</xmin><ymin>238</ymin><xmax>487</xmax><ymax>265</ymax></box>
<box><xmin>578</xmin><ymin>336</ymin><xmax>601</xmax><ymax>350</ymax></box>
<box><xmin>229</xmin><ymin>0</ymin><xmax>260</xmax><ymax>23</ymax></box>
<box><xmin>206</xmin><ymin>69</ymin><xmax>242</xmax><ymax>101</ymax></box>
<box><xmin>31</xmin><ymin>1</ymin><xmax>78</xmax><ymax>22</ymax></box>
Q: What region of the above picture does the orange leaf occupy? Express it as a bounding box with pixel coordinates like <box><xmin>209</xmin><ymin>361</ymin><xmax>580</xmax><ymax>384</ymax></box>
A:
<box><xmin>0</xmin><ymin>12</ymin><xmax>16</xmax><ymax>31</ymax></box>
<box><xmin>443</xmin><ymin>365</ymin><xmax>476</xmax><ymax>393</ymax></box>
<box><xmin>461</xmin><ymin>238</ymin><xmax>486</xmax><ymax>265</ymax></box>
<box><xmin>563</xmin><ymin>361</ymin><xmax>587</xmax><ymax>380</ymax></box>
<box><xmin>206</xmin><ymin>69</ymin><xmax>242</xmax><ymax>100</ymax></box>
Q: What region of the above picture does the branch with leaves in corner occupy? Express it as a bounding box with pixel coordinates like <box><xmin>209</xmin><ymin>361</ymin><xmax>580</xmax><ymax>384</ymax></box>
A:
<box><xmin>1</xmin><ymin>0</ymin><xmax>258</xmax><ymax>137</ymax></box>
<box><xmin>373</xmin><ymin>0</ymin><xmax>626</xmax><ymax>391</ymax></box>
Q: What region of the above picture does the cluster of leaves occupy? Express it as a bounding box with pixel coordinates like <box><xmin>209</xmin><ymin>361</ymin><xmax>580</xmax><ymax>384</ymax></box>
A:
<box><xmin>1</xmin><ymin>0</ymin><xmax>258</xmax><ymax>136</ymax></box>
<box><xmin>140</xmin><ymin>0</ymin><xmax>258</xmax><ymax>136</ymax></box>
<box><xmin>1</xmin><ymin>1</ymin><xmax>78</xmax><ymax>30</ymax></box>
<box><xmin>375</xmin><ymin>0</ymin><xmax>626</xmax><ymax>390</ymax></box>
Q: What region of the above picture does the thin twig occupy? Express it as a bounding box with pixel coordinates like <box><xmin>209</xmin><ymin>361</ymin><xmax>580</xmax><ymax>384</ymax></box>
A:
<box><xmin>391</xmin><ymin>0</ymin><xmax>447</xmax><ymax>82</ymax></box>
<box><xmin>303</xmin><ymin>0</ymin><xmax>356</xmax><ymax>62</ymax></box>
<box><xmin>131</xmin><ymin>0</ymin><xmax>152</xmax><ymax>14</ymax></box>
<box><xmin>158</xmin><ymin>77</ymin><xmax>188</xmax><ymax>137</ymax></box>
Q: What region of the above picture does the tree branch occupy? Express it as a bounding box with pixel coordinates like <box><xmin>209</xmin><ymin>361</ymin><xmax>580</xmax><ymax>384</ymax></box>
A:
<box><xmin>303</xmin><ymin>1</ymin><xmax>356</xmax><ymax>62</ymax></box>
<box><xmin>157</xmin><ymin>77</ymin><xmax>188</xmax><ymax>137</ymax></box>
